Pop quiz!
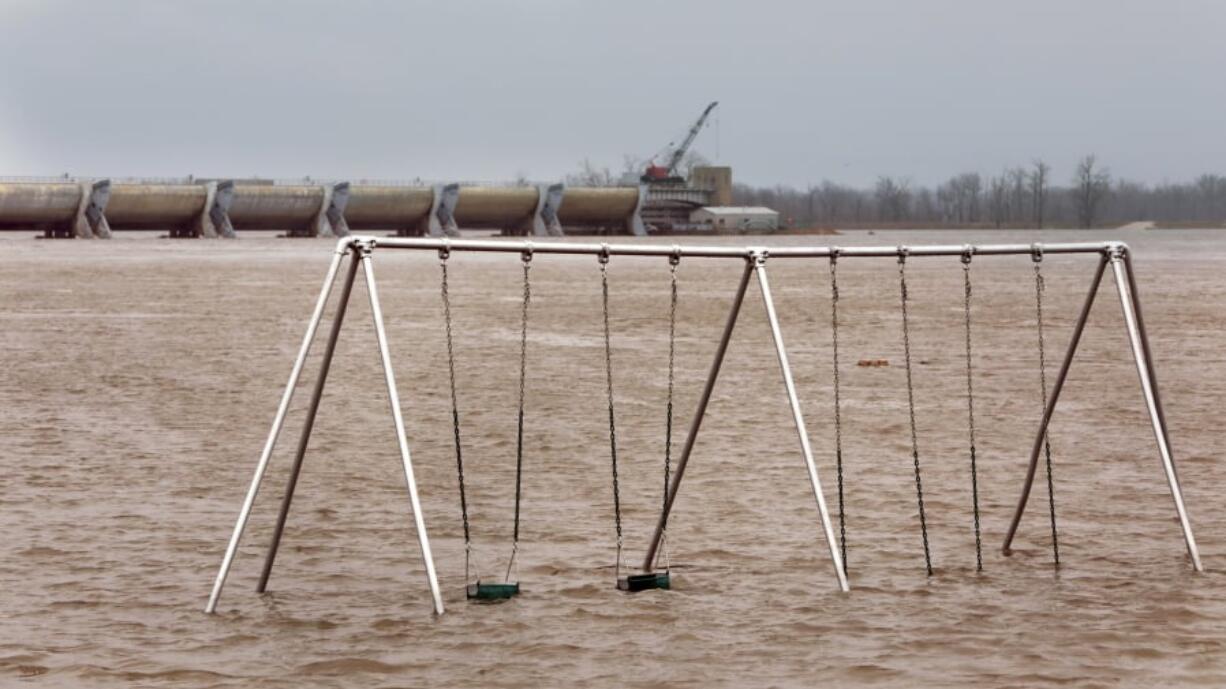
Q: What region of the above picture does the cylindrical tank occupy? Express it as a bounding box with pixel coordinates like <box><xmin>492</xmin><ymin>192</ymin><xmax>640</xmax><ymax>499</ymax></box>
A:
<box><xmin>229</xmin><ymin>185</ymin><xmax>324</xmax><ymax>229</ymax></box>
<box><xmin>0</xmin><ymin>182</ymin><xmax>644</xmax><ymax>234</ymax></box>
<box><xmin>107</xmin><ymin>184</ymin><xmax>207</xmax><ymax>229</ymax></box>
<box><xmin>558</xmin><ymin>187</ymin><xmax>640</xmax><ymax>225</ymax></box>
<box><xmin>345</xmin><ymin>186</ymin><xmax>434</xmax><ymax>230</ymax></box>
<box><xmin>0</xmin><ymin>183</ymin><xmax>81</xmax><ymax>225</ymax></box>
<box><xmin>454</xmin><ymin>187</ymin><xmax>539</xmax><ymax>227</ymax></box>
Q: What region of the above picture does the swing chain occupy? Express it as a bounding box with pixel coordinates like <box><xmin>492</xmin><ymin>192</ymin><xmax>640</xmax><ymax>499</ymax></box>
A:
<box><xmin>961</xmin><ymin>247</ymin><xmax>983</xmax><ymax>571</ymax></box>
<box><xmin>829</xmin><ymin>250</ymin><xmax>847</xmax><ymax>575</ymax></box>
<box><xmin>659</xmin><ymin>251</ymin><xmax>680</xmax><ymax>571</ymax></box>
<box><xmin>512</xmin><ymin>250</ymin><xmax>531</xmax><ymax>548</ymax></box>
<box><xmin>599</xmin><ymin>252</ymin><xmax>623</xmax><ymax>577</ymax></box>
<box><xmin>439</xmin><ymin>251</ymin><xmax>472</xmax><ymax>582</ymax></box>
<box><xmin>1032</xmin><ymin>244</ymin><xmax>1060</xmax><ymax>565</ymax></box>
<box><xmin>898</xmin><ymin>250</ymin><xmax>933</xmax><ymax>576</ymax></box>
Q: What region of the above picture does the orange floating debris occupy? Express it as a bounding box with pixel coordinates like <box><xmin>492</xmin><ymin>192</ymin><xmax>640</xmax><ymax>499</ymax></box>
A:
<box><xmin>857</xmin><ymin>358</ymin><xmax>890</xmax><ymax>367</ymax></box>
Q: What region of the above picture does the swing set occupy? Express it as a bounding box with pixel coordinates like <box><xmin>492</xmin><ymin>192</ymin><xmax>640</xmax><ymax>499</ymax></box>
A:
<box><xmin>205</xmin><ymin>237</ymin><xmax>1202</xmax><ymax>617</ymax></box>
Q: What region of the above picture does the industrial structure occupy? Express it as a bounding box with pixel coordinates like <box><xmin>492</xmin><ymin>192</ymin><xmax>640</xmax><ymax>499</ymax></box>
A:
<box><xmin>0</xmin><ymin>102</ymin><xmax>777</xmax><ymax>238</ymax></box>
<box><xmin>633</xmin><ymin>101</ymin><xmax>744</xmax><ymax>231</ymax></box>
<box><xmin>0</xmin><ymin>179</ymin><xmax>648</xmax><ymax>238</ymax></box>
<box><xmin>0</xmin><ymin>172</ymin><xmax>755</xmax><ymax>238</ymax></box>
<box><xmin>640</xmin><ymin>101</ymin><xmax>719</xmax><ymax>185</ymax></box>
<box><xmin>691</xmin><ymin>206</ymin><xmax>780</xmax><ymax>232</ymax></box>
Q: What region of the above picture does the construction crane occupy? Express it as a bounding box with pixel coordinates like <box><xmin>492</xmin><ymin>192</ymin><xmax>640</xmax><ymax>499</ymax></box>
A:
<box><xmin>641</xmin><ymin>101</ymin><xmax>719</xmax><ymax>184</ymax></box>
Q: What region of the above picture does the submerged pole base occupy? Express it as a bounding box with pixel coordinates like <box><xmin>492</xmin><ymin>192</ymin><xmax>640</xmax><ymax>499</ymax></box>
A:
<box><xmin>617</xmin><ymin>572</ymin><xmax>670</xmax><ymax>592</ymax></box>
<box><xmin>466</xmin><ymin>581</ymin><xmax>520</xmax><ymax>601</ymax></box>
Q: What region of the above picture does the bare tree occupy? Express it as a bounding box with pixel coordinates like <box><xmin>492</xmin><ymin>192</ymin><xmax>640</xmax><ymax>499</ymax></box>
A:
<box><xmin>875</xmin><ymin>176</ymin><xmax>911</xmax><ymax>222</ymax></box>
<box><xmin>988</xmin><ymin>174</ymin><xmax>1009</xmax><ymax>228</ymax></box>
<box><xmin>1007</xmin><ymin>167</ymin><xmax>1027</xmax><ymax>223</ymax></box>
<box><xmin>913</xmin><ymin>187</ymin><xmax>937</xmax><ymax>222</ymax></box>
<box><xmin>1072</xmin><ymin>155</ymin><xmax>1111</xmax><ymax>228</ymax></box>
<box><xmin>716</xmin><ymin>160</ymin><xmax>1225</xmax><ymax>228</ymax></box>
<box><xmin>962</xmin><ymin>173</ymin><xmax>982</xmax><ymax>222</ymax></box>
<box><xmin>817</xmin><ymin>180</ymin><xmax>848</xmax><ymax>223</ymax></box>
<box><xmin>937</xmin><ymin>173</ymin><xmax>982</xmax><ymax>223</ymax></box>
<box><xmin>565</xmin><ymin>158</ymin><xmax>615</xmax><ymax>187</ymax></box>
<box><xmin>1029</xmin><ymin>159</ymin><xmax>1050</xmax><ymax>228</ymax></box>
<box><xmin>620</xmin><ymin>154</ymin><xmax>646</xmax><ymax>181</ymax></box>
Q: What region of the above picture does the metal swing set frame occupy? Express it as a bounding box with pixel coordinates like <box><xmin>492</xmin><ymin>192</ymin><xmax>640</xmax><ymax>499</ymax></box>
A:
<box><xmin>205</xmin><ymin>236</ymin><xmax>1202</xmax><ymax>617</ymax></box>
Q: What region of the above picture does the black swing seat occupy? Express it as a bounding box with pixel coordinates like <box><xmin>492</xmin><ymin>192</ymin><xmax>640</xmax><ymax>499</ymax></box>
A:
<box><xmin>617</xmin><ymin>572</ymin><xmax>670</xmax><ymax>592</ymax></box>
<box><xmin>466</xmin><ymin>581</ymin><xmax>520</xmax><ymax>601</ymax></box>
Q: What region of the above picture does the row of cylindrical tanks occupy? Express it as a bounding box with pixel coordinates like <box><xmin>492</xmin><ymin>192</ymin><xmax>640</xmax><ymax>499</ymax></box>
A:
<box><xmin>0</xmin><ymin>180</ymin><xmax>647</xmax><ymax>238</ymax></box>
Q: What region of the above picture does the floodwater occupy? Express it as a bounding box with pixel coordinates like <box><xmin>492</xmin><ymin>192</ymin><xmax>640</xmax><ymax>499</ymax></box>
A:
<box><xmin>2</xmin><ymin>229</ymin><xmax>1225</xmax><ymax>688</ymax></box>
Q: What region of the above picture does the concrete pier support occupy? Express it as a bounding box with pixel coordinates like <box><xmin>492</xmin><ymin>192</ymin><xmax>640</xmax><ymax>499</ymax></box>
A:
<box><xmin>304</xmin><ymin>183</ymin><xmax>351</xmax><ymax>237</ymax></box>
<box><xmin>325</xmin><ymin>182</ymin><xmax>350</xmax><ymax>237</ymax></box>
<box><xmin>213</xmin><ymin>181</ymin><xmax>237</xmax><ymax>238</ymax></box>
<box><xmin>184</xmin><ymin>182</ymin><xmax>220</xmax><ymax>238</ymax></box>
<box><xmin>626</xmin><ymin>184</ymin><xmax>648</xmax><ymax>236</ymax></box>
<box><xmin>309</xmin><ymin>185</ymin><xmax>335</xmax><ymax>237</ymax></box>
<box><xmin>419</xmin><ymin>183</ymin><xmax>460</xmax><ymax>237</ymax></box>
<box><xmin>517</xmin><ymin>183</ymin><xmax>565</xmax><ymax>236</ymax></box>
<box><xmin>67</xmin><ymin>179</ymin><xmax>111</xmax><ymax>238</ymax></box>
<box><xmin>282</xmin><ymin>183</ymin><xmax>349</xmax><ymax>238</ymax></box>
<box><xmin>177</xmin><ymin>180</ymin><xmax>237</xmax><ymax>238</ymax></box>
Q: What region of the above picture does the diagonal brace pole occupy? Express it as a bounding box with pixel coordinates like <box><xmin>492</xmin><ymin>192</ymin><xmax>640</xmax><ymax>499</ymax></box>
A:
<box><xmin>1120</xmin><ymin>251</ymin><xmax>1175</xmax><ymax>465</ymax></box>
<box><xmin>206</xmin><ymin>239</ymin><xmax>353</xmax><ymax>614</ymax></box>
<box><xmin>257</xmin><ymin>252</ymin><xmax>361</xmax><ymax>592</ymax></box>
<box><xmin>1003</xmin><ymin>253</ymin><xmax>1107</xmax><ymax>556</ymax></box>
<box><xmin>357</xmin><ymin>241</ymin><xmax>446</xmax><ymax>614</ymax></box>
<box><xmin>642</xmin><ymin>259</ymin><xmax>754</xmax><ymax>572</ymax></box>
<box><xmin>1109</xmin><ymin>248</ymin><xmax>1202</xmax><ymax>571</ymax></box>
<box><xmin>754</xmin><ymin>254</ymin><xmax>849</xmax><ymax>592</ymax></box>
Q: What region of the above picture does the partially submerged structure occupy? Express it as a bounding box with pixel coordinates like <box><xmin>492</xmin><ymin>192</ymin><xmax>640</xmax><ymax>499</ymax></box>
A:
<box><xmin>691</xmin><ymin>206</ymin><xmax>780</xmax><ymax>232</ymax></box>
<box><xmin>0</xmin><ymin>179</ymin><xmax>648</xmax><ymax>238</ymax></box>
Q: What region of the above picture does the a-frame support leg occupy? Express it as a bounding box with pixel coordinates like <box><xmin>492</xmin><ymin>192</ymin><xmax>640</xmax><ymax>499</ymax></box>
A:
<box><xmin>642</xmin><ymin>253</ymin><xmax>849</xmax><ymax>592</ymax></box>
<box><xmin>753</xmin><ymin>254</ymin><xmax>849</xmax><ymax>592</ymax></box>
<box><xmin>257</xmin><ymin>252</ymin><xmax>361</xmax><ymax>592</ymax></box>
<box><xmin>642</xmin><ymin>260</ymin><xmax>753</xmax><ymax>572</ymax></box>
<box><xmin>356</xmin><ymin>240</ymin><xmax>446</xmax><ymax>613</ymax></box>
<box><xmin>1003</xmin><ymin>253</ymin><xmax>1107</xmax><ymax>557</ymax></box>
<box><xmin>206</xmin><ymin>240</ymin><xmax>353</xmax><ymax>613</ymax></box>
<box><xmin>207</xmin><ymin>238</ymin><xmax>446</xmax><ymax>616</ymax></box>
<box><xmin>1108</xmin><ymin>247</ymin><xmax>1202</xmax><ymax>571</ymax></box>
<box><xmin>1002</xmin><ymin>246</ymin><xmax>1202</xmax><ymax>571</ymax></box>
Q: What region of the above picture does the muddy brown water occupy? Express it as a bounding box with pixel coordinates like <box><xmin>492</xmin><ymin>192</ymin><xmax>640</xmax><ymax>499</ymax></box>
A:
<box><xmin>2</xmin><ymin>229</ymin><xmax>1226</xmax><ymax>688</ymax></box>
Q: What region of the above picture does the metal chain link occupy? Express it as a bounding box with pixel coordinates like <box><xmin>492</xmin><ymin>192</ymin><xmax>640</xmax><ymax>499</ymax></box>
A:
<box><xmin>659</xmin><ymin>251</ymin><xmax>680</xmax><ymax>571</ymax></box>
<box><xmin>599</xmin><ymin>250</ymin><xmax>623</xmax><ymax>578</ymax></box>
<box><xmin>829</xmin><ymin>252</ymin><xmax>848</xmax><ymax>575</ymax></box>
<box><xmin>898</xmin><ymin>250</ymin><xmax>933</xmax><ymax>576</ymax></box>
<box><xmin>439</xmin><ymin>250</ymin><xmax>473</xmax><ymax>583</ymax></box>
<box><xmin>1032</xmin><ymin>246</ymin><xmax>1060</xmax><ymax>566</ymax></box>
<box><xmin>962</xmin><ymin>249</ymin><xmax>983</xmax><ymax>572</ymax></box>
<box><xmin>508</xmin><ymin>249</ymin><xmax>531</xmax><ymax>584</ymax></box>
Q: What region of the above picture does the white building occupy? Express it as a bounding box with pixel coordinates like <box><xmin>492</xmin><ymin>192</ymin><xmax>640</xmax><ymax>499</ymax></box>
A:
<box><xmin>690</xmin><ymin>206</ymin><xmax>780</xmax><ymax>232</ymax></box>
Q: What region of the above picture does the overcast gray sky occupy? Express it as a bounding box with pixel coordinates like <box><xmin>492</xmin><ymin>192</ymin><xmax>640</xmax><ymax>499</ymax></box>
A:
<box><xmin>1</xmin><ymin>0</ymin><xmax>1222</xmax><ymax>188</ymax></box>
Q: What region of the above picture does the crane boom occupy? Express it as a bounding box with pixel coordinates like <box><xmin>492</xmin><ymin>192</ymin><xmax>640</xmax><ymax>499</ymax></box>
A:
<box><xmin>665</xmin><ymin>101</ymin><xmax>718</xmax><ymax>176</ymax></box>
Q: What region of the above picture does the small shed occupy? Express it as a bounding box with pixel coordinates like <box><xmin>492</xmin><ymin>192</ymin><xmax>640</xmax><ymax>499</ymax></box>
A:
<box><xmin>691</xmin><ymin>206</ymin><xmax>780</xmax><ymax>232</ymax></box>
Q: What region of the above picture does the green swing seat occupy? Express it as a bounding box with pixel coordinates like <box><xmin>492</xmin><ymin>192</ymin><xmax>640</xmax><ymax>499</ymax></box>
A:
<box><xmin>617</xmin><ymin>572</ymin><xmax>670</xmax><ymax>592</ymax></box>
<box><xmin>466</xmin><ymin>581</ymin><xmax>520</xmax><ymax>601</ymax></box>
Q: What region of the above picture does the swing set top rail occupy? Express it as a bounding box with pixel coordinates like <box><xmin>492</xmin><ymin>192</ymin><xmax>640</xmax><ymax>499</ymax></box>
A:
<box><xmin>341</xmin><ymin>235</ymin><xmax>1126</xmax><ymax>260</ymax></box>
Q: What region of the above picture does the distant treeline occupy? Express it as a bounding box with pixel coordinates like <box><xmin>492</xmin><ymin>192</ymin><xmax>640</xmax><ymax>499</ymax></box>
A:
<box><xmin>733</xmin><ymin>156</ymin><xmax>1226</xmax><ymax>229</ymax></box>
